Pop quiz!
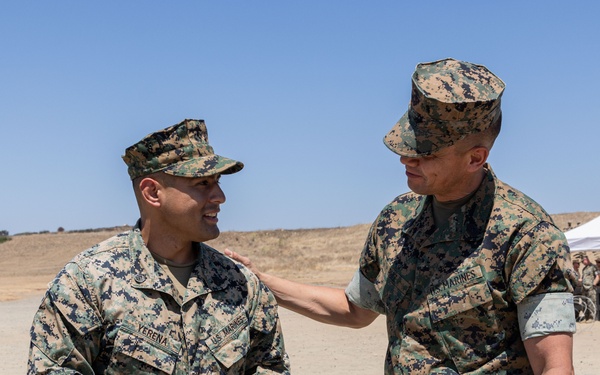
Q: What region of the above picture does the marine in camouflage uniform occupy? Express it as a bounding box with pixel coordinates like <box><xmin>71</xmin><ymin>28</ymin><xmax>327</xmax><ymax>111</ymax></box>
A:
<box><xmin>347</xmin><ymin>59</ymin><xmax>576</xmax><ymax>374</ymax></box>
<box><xmin>28</xmin><ymin>119</ymin><xmax>290</xmax><ymax>374</ymax></box>
<box><xmin>580</xmin><ymin>256</ymin><xmax>600</xmax><ymax>321</ymax></box>
<box><xmin>566</xmin><ymin>259</ymin><xmax>582</xmax><ymax>295</ymax></box>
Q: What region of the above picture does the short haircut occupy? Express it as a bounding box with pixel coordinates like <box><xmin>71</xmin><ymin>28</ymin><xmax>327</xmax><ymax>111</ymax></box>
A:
<box><xmin>455</xmin><ymin>114</ymin><xmax>502</xmax><ymax>153</ymax></box>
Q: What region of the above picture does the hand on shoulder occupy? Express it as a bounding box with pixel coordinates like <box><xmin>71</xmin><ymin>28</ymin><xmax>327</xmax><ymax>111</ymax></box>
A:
<box><xmin>224</xmin><ymin>249</ymin><xmax>263</xmax><ymax>278</ymax></box>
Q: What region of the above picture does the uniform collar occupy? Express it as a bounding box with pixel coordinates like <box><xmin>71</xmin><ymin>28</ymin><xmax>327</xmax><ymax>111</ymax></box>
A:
<box><xmin>127</xmin><ymin>222</ymin><xmax>238</xmax><ymax>302</ymax></box>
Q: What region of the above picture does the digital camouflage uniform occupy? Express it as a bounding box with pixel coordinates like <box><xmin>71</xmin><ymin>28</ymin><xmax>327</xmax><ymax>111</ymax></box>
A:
<box><xmin>28</xmin><ymin>119</ymin><xmax>290</xmax><ymax>374</ymax></box>
<box><xmin>359</xmin><ymin>166</ymin><xmax>573</xmax><ymax>374</ymax></box>
<box><xmin>28</xmin><ymin>227</ymin><xmax>290</xmax><ymax>374</ymax></box>
<box><xmin>581</xmin><ymin>263</ymin><xmax>599</xmax><ymax>320</ymax></box>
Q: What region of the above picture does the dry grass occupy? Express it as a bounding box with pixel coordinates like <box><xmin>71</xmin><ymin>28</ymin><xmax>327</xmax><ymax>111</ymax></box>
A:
<box><xmin>551</xmin><ymin>211</ymin><xmax>600</xmax><ymax>233</ymax></box>
<box><xmin>206</xmin><ymin>224</ymin><xmax>371</xmax><ymax>286</ymax></box>
<box><xmin>0</xmin><ymin>230</ymin><xmax>126</xmax><ymax>301</ymax></box>
<box><xmin>1</xmin><ymin>212</ymin><xmax>598</xmax><ymax>301</ymax></box>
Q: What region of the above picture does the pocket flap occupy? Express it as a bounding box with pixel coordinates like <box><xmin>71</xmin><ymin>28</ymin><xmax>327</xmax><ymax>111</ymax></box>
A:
<box><xmin>428</xmin><ymin>266</ymin><xmax>493</xmax><ymax>322</ymax></box>
<box><xmin>114</xmin><ymin>324</ymin><xmax>181</xmax><ymax>374</ymax></box>
<box><xmin>207</xmin><ymin>313</ymin><xmax>250</xmax><ymax>368</ymax></box>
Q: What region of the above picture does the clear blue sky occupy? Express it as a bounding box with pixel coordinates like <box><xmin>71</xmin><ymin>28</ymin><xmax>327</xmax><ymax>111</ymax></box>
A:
<box><xmin>2</xmin><ymin>1</ymin><xmax>599</xmax><ymax>235</ymax></box>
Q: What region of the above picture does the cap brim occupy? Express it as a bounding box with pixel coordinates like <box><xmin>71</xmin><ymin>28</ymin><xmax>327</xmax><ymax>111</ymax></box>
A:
<box><xmin>384</xmin><ymin>107</ymin><xmax>482</xmax><ymax>157</ymax></box>
<box><xmin>163</xmin><ymin>154</ymin><xmax>244</xmax><ymax>177</ymax></box>
<box><xmin>383</xmin><ymin>111</ymin><xmax>449</xmax><ymax>157</ymax></box>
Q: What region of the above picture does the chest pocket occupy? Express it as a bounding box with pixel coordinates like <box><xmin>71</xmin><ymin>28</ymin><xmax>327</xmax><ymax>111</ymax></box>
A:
<box><xmin>206</xmin><ymin>312</ymin><xmax>250</xmax><ymax>369</ymax></box>
<box><xmin>427</xmin><ymin>266</ymin><xmax>507</xmax><ymax>373</ymax></box>
<box><xmin>427</xmin><ymin>265</ymin><xmax>493</xmax><ymax>322</ymax></box>
<box><xmin>108</xmin><ymin>319</ymin><xmax>182</xmax><ymax>374</ymax></box>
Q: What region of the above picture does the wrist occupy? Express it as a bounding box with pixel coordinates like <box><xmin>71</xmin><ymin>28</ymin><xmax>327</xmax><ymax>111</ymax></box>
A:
<box><xmin>257</xmin><ymin>271</ymin><xmax>271</xmax><ymax>283</ymax></box>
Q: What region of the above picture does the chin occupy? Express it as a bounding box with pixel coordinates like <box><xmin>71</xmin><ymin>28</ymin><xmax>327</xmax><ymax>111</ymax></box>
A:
<box><xmin>407</xmin><ymin>184</ymin><xmax>426</xmax><ymax>196</ymax></box>
<box><xmin>197</xmin><ymin>229</ymin><xmax>221</xmax><ymax>243</ymax></box>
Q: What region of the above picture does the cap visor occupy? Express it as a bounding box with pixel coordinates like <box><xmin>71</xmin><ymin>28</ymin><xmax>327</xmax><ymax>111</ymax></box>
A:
<box><xmin>163</xmin><ymin>154</ymin><xmax>244</xmax><ymax>177</ymax></box>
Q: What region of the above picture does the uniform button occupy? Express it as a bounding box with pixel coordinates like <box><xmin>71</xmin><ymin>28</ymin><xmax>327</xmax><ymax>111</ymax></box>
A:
<box><xmin>134</xmin><ymin>274</ymin><xmax>146</xmax><ymax>283</ymax></box>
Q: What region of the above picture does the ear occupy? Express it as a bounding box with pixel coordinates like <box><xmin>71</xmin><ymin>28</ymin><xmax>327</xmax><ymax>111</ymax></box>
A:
<box><xmin>467</xmin><ymin>146</ymin><xmax>489</xmax><ymax>172</ymax></box>
<box><xmin>138</xmin><ymin>177</ymin><xmax>162</xmax><ymax>208</ymax></box>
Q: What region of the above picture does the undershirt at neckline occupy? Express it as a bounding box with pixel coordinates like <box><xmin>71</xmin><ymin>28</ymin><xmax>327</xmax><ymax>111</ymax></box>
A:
<box><xmin>150</xmin><ymin>251</ymin><xmax>198</xmax><ymax>301</ymax></box>
<box><xmin>432</xmin><ymin>189</ymin><xmax>476</xmax><ymax>228</ymax></box>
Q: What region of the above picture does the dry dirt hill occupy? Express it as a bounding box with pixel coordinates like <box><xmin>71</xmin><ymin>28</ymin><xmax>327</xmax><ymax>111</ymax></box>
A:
<box><xmin>1</xmin><ymin>212</ymin><xmax>599</xmax><ymax>302</ymax></box>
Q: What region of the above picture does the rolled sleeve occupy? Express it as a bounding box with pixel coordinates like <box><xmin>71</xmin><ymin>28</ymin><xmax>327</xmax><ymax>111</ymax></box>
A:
<box><xmin>345</xmin><ymin>269</ymin><xmax>385</xmax><ymax>314</ymax></box>
<box><xmin>517</xmin><ymin>292</ymin><xmax>576</xmax><ymax>340</ymax></box>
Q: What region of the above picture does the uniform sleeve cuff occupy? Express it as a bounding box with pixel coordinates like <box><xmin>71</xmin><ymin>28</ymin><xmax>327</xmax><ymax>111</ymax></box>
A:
<box><xmin>517</xmin><ymin>292</ymin><xmax>577</xmax><ymax>340</ymax></box>
<box><xmin>345</xmin><ymin>269</ymin><xmax>385</xmax><ymax>314</ymax></box>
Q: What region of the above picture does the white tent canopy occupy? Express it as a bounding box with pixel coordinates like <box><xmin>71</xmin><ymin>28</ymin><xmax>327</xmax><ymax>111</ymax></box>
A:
<box><xmin>564</xmin><ymin>215</ymin><xmax>600</xmax><ymax>252</ymax></box>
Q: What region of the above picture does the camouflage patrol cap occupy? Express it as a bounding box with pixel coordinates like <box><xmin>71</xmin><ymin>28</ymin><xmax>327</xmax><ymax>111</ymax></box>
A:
<box><xmin>384</xmin><ymin>58</ymin><xmax>506</xmax><ymax>157</ymax></box>
<box><xmin>122</xmin><ymin>119</ymin><xmax>244</xmax><ymax>180</ymax></box>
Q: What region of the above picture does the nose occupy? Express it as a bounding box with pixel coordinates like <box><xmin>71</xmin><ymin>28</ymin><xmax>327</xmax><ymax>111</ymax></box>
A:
<box><xmin>210</xmin><ymin>182</ymin><xmax>226</xmax><ymax>204</ymax></box>
<box><xmin>400</xmin><ymin>155</ymin><xmax>419</xmax><ymax>166</ymax></box>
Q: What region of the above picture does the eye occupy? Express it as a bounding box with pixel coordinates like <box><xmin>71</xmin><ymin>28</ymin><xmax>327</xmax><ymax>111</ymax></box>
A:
<box><xmin>194</xmin><ymin>175</ymin><xmax>221</xmax><ymax>187</ymax></box>
<box><xmin>194</xmin><ymin>178</ymin><xmax>210</xmax><ymax>187</ymax></box>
